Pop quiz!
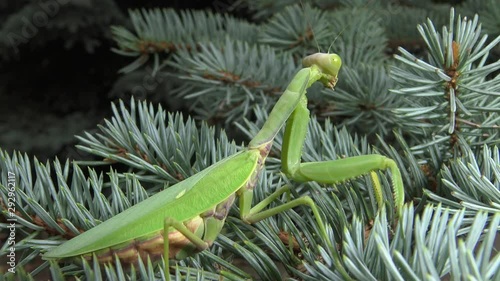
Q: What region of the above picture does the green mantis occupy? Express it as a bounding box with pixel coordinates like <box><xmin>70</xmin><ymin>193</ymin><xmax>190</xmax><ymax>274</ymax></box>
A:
<box><xmin>43</xmin><ymin>52</ymin><xmax>405</xmax><ymax>280</ymax></box>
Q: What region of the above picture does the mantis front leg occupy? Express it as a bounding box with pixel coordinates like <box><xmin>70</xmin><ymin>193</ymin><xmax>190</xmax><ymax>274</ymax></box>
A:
<box><xmin>282</xmin><ymin>96</ymin><xmax>405</xmax><ymax>214</ymax></box>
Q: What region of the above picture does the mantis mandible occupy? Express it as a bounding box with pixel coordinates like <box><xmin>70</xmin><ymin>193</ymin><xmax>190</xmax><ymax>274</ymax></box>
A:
<box><xmin>43</xmin><ymin>53</ymin><xmax>405</xmax><ymax>280</ymax></box>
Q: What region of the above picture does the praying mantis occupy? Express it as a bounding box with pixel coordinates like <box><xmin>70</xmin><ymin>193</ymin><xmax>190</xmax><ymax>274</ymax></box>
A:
<box><xmin>42</xmin><ymin>52</ymin><xmax>405</xmax><ymax>280</ymax></box>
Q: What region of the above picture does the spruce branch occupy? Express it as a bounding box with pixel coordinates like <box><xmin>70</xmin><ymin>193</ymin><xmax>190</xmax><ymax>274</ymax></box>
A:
<box><xmin>391</xmin><ymin>8</ymin><xmax>500</xmax><ymax>151</ymax></box>
<box><xmin>0</xmin><ymin>150</ymin><xmax>154</xmax><ymax>277</ymax></box>
<box><xmin>167</xmin><ymin>39</ymin><xmax>299</xmax><ymax>123</ymax></box>
<box><xmin>76</xmin><ymin>98</ymin><xmax>237</xmax><ymax>186</ymax></box>
<box><xmin>232</xmin><ymin>0</ymin><xmax>388</xmax><ymax>20</ymax></box>
<box><xmin>380</xmin><ymin>6</ymin><xmax>449</xmax><ymax>47</ymax></box>
<box><xmin>258</xmin><ymin>3</ymin><xmax>331</xmax><ymax>55</ymax></box>
<box><xmin>322</xmin><ymin>65</ymin><xmax>403</xmax><ymax>137</ymax></box>
<box><xmin>0</xmin><ymin>103</ymin><xmax>249</xmax><ymax>280</ymax></box>
<box><xmin>426</xmin><ymin>141</ymin><xmax>500</xmax><ymax>216</ymax></box>
<box><xmin>303</xmin><ymin>204</ymin><xmax>500</xmax><ymax>281</ymax></box>
<box><xmin>111</xmin><ymin>8</ymin><xmax>258</xmax><ymax>73</ymax></box>
<box><xmin>258</xmin><ymin>3</ymin><xmax>387</xmax><ymax>67</ymax></box>
<box><xmin>323</xmin><ymin>7</ymin><xmax>387</xmax><ymax>67</ymax></box>
<box><xmin>109</xmin><ymin>2</ymin><xmax>390</xmax><ymax>125</ymax></box>
<box><xmin>231</xmin><ymin>0</ymin><xmax>306</xmax><ymax>20</ymax></box>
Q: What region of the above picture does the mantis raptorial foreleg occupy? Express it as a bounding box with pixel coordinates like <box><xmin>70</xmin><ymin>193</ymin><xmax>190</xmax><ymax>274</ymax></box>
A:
<box><xmin>281</xmin><ymin>95</ymin><xmax>405</xmax><ymax>212</ymax></box>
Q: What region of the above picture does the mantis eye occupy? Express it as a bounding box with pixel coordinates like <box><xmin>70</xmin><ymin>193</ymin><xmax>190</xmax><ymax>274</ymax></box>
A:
<box><xmin>328</xmin><ymin>54</ymin><xmax>342</xmax><ymax>76</ymax></box>
<box><xmin>302</xmin><ymin>53</ymin><xmax>342</xmax><ymax>78</ymax></box>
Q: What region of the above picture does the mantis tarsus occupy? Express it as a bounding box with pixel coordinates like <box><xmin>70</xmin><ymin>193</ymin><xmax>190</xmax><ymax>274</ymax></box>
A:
<box><xmin>43</xmin><ymin>52</ymin><xmax>405</xmax><ymax>280</ymax></box>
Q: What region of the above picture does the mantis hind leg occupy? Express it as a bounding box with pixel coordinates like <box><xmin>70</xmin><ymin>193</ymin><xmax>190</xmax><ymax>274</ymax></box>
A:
<box><xmin>163</xmin><ymin>217</ymin><xmax>210</xmax><ymax>281</ymax></box>
<box><xmin>281</xmin><ymin>98</ymin><xmax>404</xmax><ymax>212</ymax></box>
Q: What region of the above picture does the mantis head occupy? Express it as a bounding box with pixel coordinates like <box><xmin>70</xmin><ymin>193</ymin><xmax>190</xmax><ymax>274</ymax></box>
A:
<box><xmin>302</xmin><ymin>53</ymin><xmax>342</xmax><ymax>88</ymax></box>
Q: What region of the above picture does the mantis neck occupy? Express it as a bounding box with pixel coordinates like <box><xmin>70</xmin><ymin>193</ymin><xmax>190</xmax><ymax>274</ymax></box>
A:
<box><xmin>248</xmin><ymin>65</ymin><xmax>323</xmax><ymax>150</ymax></box>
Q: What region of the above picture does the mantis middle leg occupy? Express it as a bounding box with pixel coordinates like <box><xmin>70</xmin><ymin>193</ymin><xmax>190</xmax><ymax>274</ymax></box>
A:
<box><xmin>239</xmin><ymin>184</ymin><xmax>352</xmax><ymax>280</ymax></box>
<box><xmin>163</xmin><ymin>217</ymin><xmax>210</xmax><ymax>281</ymax></box>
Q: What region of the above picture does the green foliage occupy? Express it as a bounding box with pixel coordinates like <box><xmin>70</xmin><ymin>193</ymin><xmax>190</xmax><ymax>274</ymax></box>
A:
<box><xmin>1</xmin><ymin>1</ymin><xmax>499</xmax><ymax>280</ymax></box>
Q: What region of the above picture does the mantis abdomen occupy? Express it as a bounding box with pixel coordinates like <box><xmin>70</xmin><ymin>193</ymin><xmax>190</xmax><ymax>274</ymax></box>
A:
<box><xmin>86</xmin><ymin>215</ymin><xmax>205</xmax><ymax>263</ymax></box>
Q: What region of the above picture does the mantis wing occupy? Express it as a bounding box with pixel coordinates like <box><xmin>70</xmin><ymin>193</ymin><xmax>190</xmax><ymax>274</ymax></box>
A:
<box><xmin>43</xmin><ymin>149</ymin><xmax>260</xmax><ymax>259</ymax></box>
